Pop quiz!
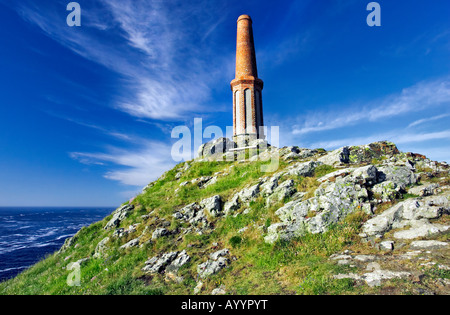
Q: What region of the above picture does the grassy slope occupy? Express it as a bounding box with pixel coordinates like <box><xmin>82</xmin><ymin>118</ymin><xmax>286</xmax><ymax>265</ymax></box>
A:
<box><xmin>1</xmin><ymin>154</ymin><xmax>447</xmax><ymax>295</ymax></box>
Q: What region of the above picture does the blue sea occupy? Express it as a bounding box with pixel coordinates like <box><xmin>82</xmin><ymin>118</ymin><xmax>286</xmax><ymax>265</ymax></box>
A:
<box><xmin>0</xmin><ymin>207</ymin><xmax>114</xmax><ymax>282</ymax></box>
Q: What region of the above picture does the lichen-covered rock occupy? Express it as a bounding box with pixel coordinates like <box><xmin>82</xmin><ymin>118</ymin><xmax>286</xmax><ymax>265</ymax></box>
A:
<box><xmin>238</xmin><ymin>182</ymin><xmax>262</xmax><ymax>203</ymax></box>
<box><xmin>120</xmin><ymin>237</ymin><xmax>141</xmax><ymax>249</ymax></box>
<box><xmin>200</xmin><ymin>195</ymin><xmax>223</xmax><ymax>217</ymax></box>
<box><xmin>317</xmin><ymin>146</ymin><xmax>350</xmax><ymax>165</ymax></box>
<box><xmin>142</xmin><ymin>251</ymin><xmax>180</xmax><ymax>274</ymax></box>
<box><xmin>285</xmin><ymin>160</ymin><xmax>323</xmax><ymax>177</ymax></box>
<box><xmin>361</xmin><ymin>192</ymin><xmax>450</xmax><ymax>239</ymax></box>
<box><xmin>197</xmin><ymin>249</ymin><xmax>231</xmax><ymax>278</ymax></box>
<box><xmin>266</xmin><ymin>179</ymin><xmax>297</xmax><ymax>204</ymax></box>
<box><xmin>198</xmin><ymin>137</ymin><xmax>236</xmax><ymax>159</ymax></box>
<box><xmin>224</xmin><ymin>194</ymin><xmax>241</xmax><ymax>215</ymax></box>
<box><xmin>93</xmin><ymin>237</ymin><xmax>110</xmax><ymax>258</ymax></box>
<box><xmin>372</xmin><ymin>180</ymin><xmax>403</xmax><ymax>202</ymax></box>
<box><xmin>260</xmin><ymin>175</ymin><xmax>280</xmax><ymax>197</ymax></box>
<box><xmin>165</xmin><ymin>250</ymin><xmax>191</xmax><ymax>275</ymax></box>
<box><xmin>152</xmin><ymin>228</ymin><xmax>169</xmax><ymax>240</ymax></box>
<box><xmin>348</xmin><ymin>141</ymin><xmax>400</xmax><ymax>164</ymax></box>
<box><xmin>376</xmin><ymin>165</ymin><xmax>418</xmax><ymax>187</ymax></box>
<box><xmin>265</xmin><ymin>165</ymin><xmax>380</xmax><ymax>243</ymax></box>
<box><xmin>408</xmin><ymin>183</ymin><xmax>440</xmax><ymax>197</ymax></box>
<box><xmin>104</xmin><ymin>204</ymin><xmax>134</xmax><ymax>230</ymax></box>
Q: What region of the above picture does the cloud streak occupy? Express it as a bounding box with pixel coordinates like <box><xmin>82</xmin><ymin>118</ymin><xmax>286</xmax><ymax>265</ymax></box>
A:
<box><xmin>9</xmin><ymin>0</ymin><xmax>232</xmax><ymax>121</ymax></box>
<box><xmin>292</xmin><ymin>78</ymin><xmax>450</xmax><ymax>135</ymax></box>
<box><xmin>70</xmin><ymin>140</ymin><xmax>176</xmax><ymax>186</ymax></box>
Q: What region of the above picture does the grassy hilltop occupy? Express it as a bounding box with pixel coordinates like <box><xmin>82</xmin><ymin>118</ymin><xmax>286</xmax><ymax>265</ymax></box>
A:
<box><xmin>1</xmin><ymin>141</ymin><xmax>449</xmax><ymax>295</ymax></box>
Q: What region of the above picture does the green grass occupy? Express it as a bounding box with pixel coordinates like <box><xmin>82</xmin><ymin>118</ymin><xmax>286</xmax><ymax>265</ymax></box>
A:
<box><xmin>0</xmin><ymin>155</ymin><xmax>376</xmax><ymax>295</ymax></box>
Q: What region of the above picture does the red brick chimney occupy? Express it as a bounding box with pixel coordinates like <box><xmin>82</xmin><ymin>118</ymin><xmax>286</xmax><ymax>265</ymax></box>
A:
<box><xmin>231</xmin><ymin>15</ymin><xmax>264</xmax><ymax>145</ymax></box>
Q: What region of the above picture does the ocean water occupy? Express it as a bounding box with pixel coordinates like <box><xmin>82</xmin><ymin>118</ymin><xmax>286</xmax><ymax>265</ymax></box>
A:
<box><xmin>0</xmin><ymin>207</ymin><xmax>114</xmax><ymax>283</ymax></box>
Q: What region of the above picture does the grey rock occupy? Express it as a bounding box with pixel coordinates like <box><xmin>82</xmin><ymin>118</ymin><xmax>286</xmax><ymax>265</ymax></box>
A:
<box><xmin>266</xmin><ymin>169</ymin><xmax>375</xmax><ymax>243</ymax></box>
<box><xmin>93</xmin><ymin>237</ymin><xmax>110</xmax><ymax>258</ymax></box>
<box><xmin>197</xmin><ymin>249</ymin><xmax>231</xmax><ymax>278</ymax></box>
<box><xmin>351</xmin><ymin>165</ymin><xmax>378</xmax><ymax>186</ymax></box>
<box><xmin>197</xmin><ymin>257</ymin><xmax>230</xmax><ymax>278</ymax></box>
<box><xmin>379</xmin><ymin>240</ymin><xmax>395</xmax><ymax>251</ymax></box>
<box><xmin>224</xmin><ymin>194</ymin><xmax>241</xmax><ymax>215</ymax></box>
<box><xmin>267</xmin><ymin>179</ymin><xmax>297</xmax><ymax>204</ymax></box>
<box><xmin>372</xmin><ymin>181</ymin><xmax>403</xmax><ymax>202</ymax></box>
<box><xmin>174</xmin><ymin>203</ymin><xmax>208</xmax><ymax>227</ymax></box>
<box><xmin>333</xmin><ymin>269</ymin><xmax>410</xmax><ymax>287</ymax></box>
<box><xmin>353</xmin><ymin>255</ymin><xmax>376</xmax><ymax>262</ymax></box>
<box><xmin>165</xmin><ymin>250</ymin><xmax>191</xmax><ymax>274</ymax></box>
<box><xmin>260</xmin><ymin>175</ymin><xmax>280</xmax><ymax>197</ymax></box>
<box><xmin>317</xmin><ymin>146</ymin><xmax>350</xmax><ymax>165</ymax></box>
<box><xmin>104</xmin><ymin>204</ymin><xmax>134</xmax><ymax>230</ymax></box>
<box><xmin>393</xmin><ymin>220</ymin><xmax>450</xmax><ymax>239</ymax></box>
<box><xmin>198</xmin><ymin>137</ymin><xmax>236</xmax><ymax>158</ymax></box>
<box><xmin>152</xmin><ymin>228</ymin><xmax>169</xmax><ymax>240</ymax></box>
<box><xmin>285</xmin><ymin>160</ymin><xmax>323</xmax><ymax>177</ymax></box>
<box><xmin>211</xmin><ymin>286</ymin><xmax>226</xmax><ymax>295</ymax></box>
<box><xmin>408</xmin><ymin>183</ymin><xmax>440</xmax><ymax>197</ymax></box>
<box><xmin>120</xmin><ymin>237</ymin><xmax>141</xmax><ymax>250</ymax></box>
<box><xmin>410</xmin><ymin>240</ymin><xmax>448</xmax><ymax>250</ymax></box>
<box><xmin>238</xmin><ymin>182</ymin><xmax>261</xmax><ymax>203</ymax></box>
<box><xmin>142</xmin><ymin>251</ymin><xmax>179</xmax><ymax>274</ymax></box>
<box><xmin>209</xmin><ymin>248</ymin><xmax>230</xmax><ymax>261</ymax></box>
<box><xmin>377</xmin><ymin>165</ymin><xmax>418</xmax><ymax>187</ymax></box>
<box><xmin>363</xmin><ymin>269</ymin><xmax>411</xmax><ymax>287</ymax></box>
<box><xmin>200</xmin><ymin>195</ymin><xmax>223</xmax><ymax>217</ymax></box>
<box><xmin>362</xmin><ymin>192</ymin><xmax>450</xmax><ymax>239</ymax></box>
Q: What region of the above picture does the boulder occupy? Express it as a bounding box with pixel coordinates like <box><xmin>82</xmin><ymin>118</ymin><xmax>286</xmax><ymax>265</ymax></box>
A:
<box><xmin>152</xmin><ymin>228</ymin><xmax>169</xmax><ymax>240</ymax></box>
<box><xmin>120</xmin><ymin>237</ymin><xmax>141</xmax><ymax>249</ymax></box>
<box><xmin>376</xmin><ymin>165</ymin><xmax>418</xmax><ymax>187</ymax></box>
<box><xmin>200</xmin><ymin>195</ymin><xmax>223</xmax><ymax>217</ymax></box>
<box><xmin>165</xmin><ymin>250</ymin><xmax>191</xmax><ymax>274</ymax></box>
<box><xmin>104</xmin><ymin>204</ymin><xmax>134</xmax><ymax>230</ymax></box>
<box><xmin>361</xmin><ymin>192</ymin><xmax>450</xmax><ymax>239</ymax></box>
<box><xmin>224</xmin><ymin>194</ymin><xmax>241</xmax><ymax>215</ymax></box>
<box><xmin>285</xmin><ymin>160</ymin><xmax>323</xmax><ymax>177</ymax></box>
<box><xmin>142</xmin><ymin>251</ymin><xmax>179</xmax><ymax>274</ymax></box>
<box><xmin>197</xmin><ymin>248</ymin><xmax>231</xmax><ymax>278</ymax></box>
<box><xmin>348</xmin><ymin>141</ymin><xmax>400</xmax><ymax>164</ymax></box>
<box><xmin>408</xmin><ymin>183</ymin><xmax>440</xmax><ymax>197</ymax></box>
<box><xmin>317</xmin><ymin>147</ymin><xmax>350</xmax><ymax>165</ymax></box>
<box><xmin>198</xmin><ymin>137</ymin><xmax>236</xmax><ymax>158</ymax></box>
<box><xmin>266</xmin><ymin>179</ymin><xmax>297</xmax><ymax>204</ymax></box>
<box><xmin>93</xmin><ymin>237</ymin><xmax>110</xmax><ymax>258</ymax></box>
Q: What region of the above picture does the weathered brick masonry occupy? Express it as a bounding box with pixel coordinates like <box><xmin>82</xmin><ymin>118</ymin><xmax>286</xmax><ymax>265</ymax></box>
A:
<box><xmin>231</xmin><ymin>15</ymin><xmax>264</xmax><ymax>145</ymax></box>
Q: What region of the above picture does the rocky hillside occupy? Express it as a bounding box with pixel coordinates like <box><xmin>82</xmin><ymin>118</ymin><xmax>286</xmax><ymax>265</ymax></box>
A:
<box><xmin>1</xmin><ymin>141</ymin><xmax>449</xmax><ymax>295</ymax></box>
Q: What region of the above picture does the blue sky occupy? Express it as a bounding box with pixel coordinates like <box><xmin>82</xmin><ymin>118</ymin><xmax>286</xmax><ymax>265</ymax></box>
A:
<box><xmin>0</xmin><ymin>0</ymin><xmax>449</xmax><ymax>207</ymax></box>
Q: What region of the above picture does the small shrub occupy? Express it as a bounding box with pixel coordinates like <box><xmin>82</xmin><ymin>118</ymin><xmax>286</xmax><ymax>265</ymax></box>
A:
<box><xmin>229</xmin><ymin>235</ymin><xmax>242</xmax><ymax>248</ymax></box>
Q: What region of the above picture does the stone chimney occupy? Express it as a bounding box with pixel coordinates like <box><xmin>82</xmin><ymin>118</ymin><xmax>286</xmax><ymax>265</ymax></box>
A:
<box><xmin>231</xmin><ymin>15</ymin><xmax>264</xmax><ymax>146</ymax></box>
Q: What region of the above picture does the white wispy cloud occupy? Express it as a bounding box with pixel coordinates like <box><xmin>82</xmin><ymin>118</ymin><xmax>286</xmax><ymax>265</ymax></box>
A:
<box><xmin>292</xmin><ymin>78</ymin><xmax>450</xmax><ymax>135</ymax></box>
<box><xmin>70</xmin><ymin>140</ymin><xmax>176</xmax><ymax>186</ymax></box>
<box><xmin>9</xmin><ymin>0</ymin><xmax>231</xmax><ymax>121</ymax></box>
<box><xmin>407</xmin><ymin>113</ymin><xmax>450</xmax><ymax>128</ymax></box>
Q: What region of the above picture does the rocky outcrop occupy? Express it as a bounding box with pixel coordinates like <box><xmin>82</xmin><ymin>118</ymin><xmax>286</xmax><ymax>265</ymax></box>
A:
<box><xmin>265</xmin><ymin>165</ymin><xmax>381</xmax><ymax>243</ymax></box>
<box><xmin>197</xmin><ymin>249</ymin><xmax>231</xmax><ymax>278</ymax></box>
<box><xmin>104</xmin><ymin>204</ymin><xmax>134</xmax><ymax>230</ymax></box>
<box><xmin>142</xmin><ymin>250</ymin><xmax>190</xmax><ymax>275</ymax></box>
<box><xmin>198</xmin><ymin>137</ymin><xmax>236</xmax><ymax>159</ymax></box>
<box><xmin>360</xmin><ymin>191</ymin><xmax>450</xmax><ymax>239</ymax></box>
